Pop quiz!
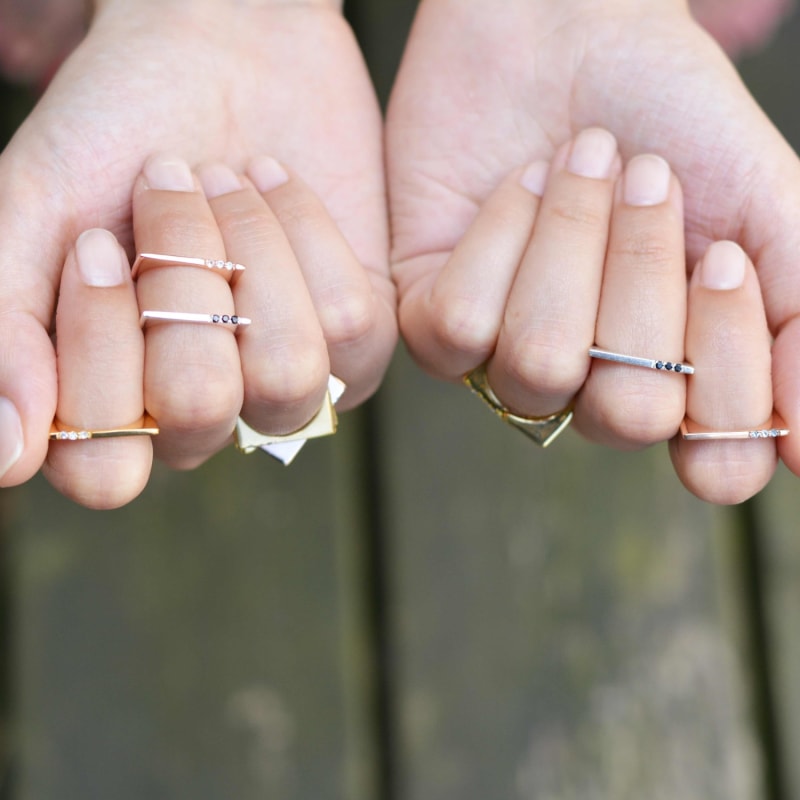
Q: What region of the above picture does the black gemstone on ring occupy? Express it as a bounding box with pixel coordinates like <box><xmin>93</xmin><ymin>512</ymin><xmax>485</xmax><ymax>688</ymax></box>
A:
<box><xmin>675</xmin><ymin>364</ymin><xmax>683</xmax><ymax>373</ymax></box>
<box><xmin>212</xmin><ymin>314</ymin><xmax>221</xmax><ymax>323</ymax></box>
<box><xmin>665</xmin><ymin>362</ymin><xmax>673</xmax><ymax>371</ymax></box>
<box><xmin>231</xmin><ymin>315</ymin><xmax>239</xmax><ymax>324</ymax></box>
<box><xmin>222</xmin><ymin>314</ymin><xmax>230</xmax><ymax>323</ymax></box>
<box><xmin>656</xmin><ymin>361</ymin><xmax>664</xmax><ymax>370</ymax></box>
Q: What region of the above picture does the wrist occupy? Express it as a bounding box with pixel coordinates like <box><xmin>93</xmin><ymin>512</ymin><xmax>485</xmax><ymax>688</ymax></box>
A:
<box><xmin>92</xmin><ymin>0</ymin><xmax>343</xmax><ymax>16</ymax></box>
<box><xmin>531</xmin><ymin>0</ymin><xmax>687</xmax><ymax>10</ymax></box>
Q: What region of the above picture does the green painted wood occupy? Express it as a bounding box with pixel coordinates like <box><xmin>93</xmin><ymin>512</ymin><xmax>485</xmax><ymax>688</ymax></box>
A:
<box><xmin>757</xmin><ymin>465</ymin><xmax>800</xmax><ymax>800</ymax></box>
<box><xmin>5</xmin><ymin>424</ymin><xmax>377</xmax><ymax>800</ymax></box>
<box><xmin>374</xmin><ymin>347</ymin><xmax>763</xmax><ymax>800</ymax></box>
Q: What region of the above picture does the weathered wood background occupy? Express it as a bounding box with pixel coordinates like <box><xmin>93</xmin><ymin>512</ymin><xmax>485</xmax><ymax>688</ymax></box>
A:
<box><xmin>1</xmin><ymin>2</ymin><xmax>800</xmax><ymax>799</ymax></box>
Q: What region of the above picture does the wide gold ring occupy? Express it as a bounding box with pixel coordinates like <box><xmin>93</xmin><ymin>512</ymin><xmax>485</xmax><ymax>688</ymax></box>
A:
<box><xmin>463</xmin><ymin>364</ymin><xmax>573</xmax><ymax>448</ymax></box>
<box><xmin>235</xmin><ymin>375</ymin><xmax>346</xmax><ymax>465</ymax></box>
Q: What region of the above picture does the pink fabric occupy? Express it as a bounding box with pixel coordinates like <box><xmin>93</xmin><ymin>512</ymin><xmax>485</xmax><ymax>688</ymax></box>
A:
<box><xmin>690</xmin><ymin>0</ymin><xmax>796</xmax><ymax>58</ymax></box>
<box><xmin>0</xmin><ymin>0</ymin><xmax>86</xmax><ymax>86</ymax></box>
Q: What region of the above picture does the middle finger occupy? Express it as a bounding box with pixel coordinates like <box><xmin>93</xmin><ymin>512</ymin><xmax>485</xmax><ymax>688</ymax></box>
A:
<box><xmin>133</xmin><ymin>154</ymin><xmax>242</xmax><ymax>469</ymax></box>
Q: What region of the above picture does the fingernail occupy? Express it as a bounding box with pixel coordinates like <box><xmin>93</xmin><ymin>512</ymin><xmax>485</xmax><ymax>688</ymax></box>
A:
<box><xmin>247</xmin><ymin>156</ymin><xmax>289</xmax><ymax>194</ymax></box>
<box><xmin>76</xmin><ymin>229</ymin><xmax>127</xmax><ymax>287</ymax></box>
<box><xmin>624</xmin><ymin>154</ymin><xmax>671</xmax><ymax>206</ymax></box>
<box><xmin>700</xmin><ymin>241</ymin><xmax>746</xmax><ymax>290</ymax></box>
<box><xmin>143</xmin><ymin>154</ymin><xmax>194</xmax><ymax>192</ymax></box>
<box><xmin>198</xmin><ymin>163</ymin><xmax>243</xmax><ymax>199</ymax></box>
<box><xmin>0</xmin><ymin>397</ymin><xmax>23</xmax><ymax>479</ymax></box>
<box><xmin>567</xmin><ymin>128</ymin><xmax>617</xmax><ymax>179</ymax></box>
<box><xmin>520</xmin><ymin>161</ymin><xmax>549</xmax><ymax>196</ymax></box>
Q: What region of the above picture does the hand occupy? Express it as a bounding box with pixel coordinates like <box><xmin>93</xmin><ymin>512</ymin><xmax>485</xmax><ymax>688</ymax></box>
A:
<box><xmin>406</xmin><ymin>122</ymin><xmax>777</xmax><ymax>503</ymax></box>
<box><xmin>387</xmin><ymin>0</ymin><xmax>800</xmax><ymax>477</ymax></box>
<box><xmin>0</xmin><ymin>0</ymin><xmax>395</xmax><ymax>494</ymax></box>
<box><xmin>45</xmin><ymin>153</ymin><xmax>396</xmax><ymax>508</ymax></box>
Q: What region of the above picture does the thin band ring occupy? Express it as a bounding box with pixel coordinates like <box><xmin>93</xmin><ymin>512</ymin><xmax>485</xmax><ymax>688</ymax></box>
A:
<box><xmin>50</xmin><ymin>413</ymin><xmax>159</xmax><ymax>440</ymax></box>
<box><xmin>132</xmin><ymin>253</ymin><xmax>245</xmax><ymax>282</ymax></box>
<box><xmin>140</xmin><ymin>310</ymin><xmax>251</xmax><ymax>330</ymax></box>
<box><xmin>680</xmin><ymin>413</ymin><xmax>789</xmax><ymax>441</ymax></box>
<box><xmin>589</xmin><ymin>346</ymin><xmax>694</xmax><ymax>375</ymax></box>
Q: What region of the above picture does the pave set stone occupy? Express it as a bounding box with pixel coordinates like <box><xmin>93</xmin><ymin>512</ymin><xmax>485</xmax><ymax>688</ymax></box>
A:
<box><xmin>205</xmin><ymin>259</ymin><xmax>241</xmax><ymax>272</ymax></box>
<box><xmin>749</xmin><ymin>429</ymin><xmax>781</xmax><ymax>439</ymax></box>
<box><xmin>54</xmin><ymin>430</ymin><xmax>91</xmax><ymax>440</ymax></box>
<box><xmin>655</xmin><ymin>361</ymin><xmax>684</xmax><ymax>373</ymax></box>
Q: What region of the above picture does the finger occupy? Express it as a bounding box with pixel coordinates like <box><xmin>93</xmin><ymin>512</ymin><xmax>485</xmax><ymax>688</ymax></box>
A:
<box><xmin>133</xmin><ymin>154</ymin><xmax>242</xmax><ymax>470</ymax></box>
<box><xmin>197</xmin><ymin>161</ymin><xmax>330</xmax><ymax>435</ymax></box>
<box><xmin>670</xmin><ymin>241</ymin><xmax>777</xmax><ymax>504</ymax></box>
<box><xmin>43</xmin><ymin>229</ymin><xmax>151</xmax><ymax>509</ymax></box>
<box><xmin>248</xmin><ymin>156</ymin><xmax>397</xmax><ymax>411</ymax></box>
<box><xmin>399</xmin><ymin>161</ymin><xmax>547</xmax><ymax>379</ymax></box>
<box><xmin>488</xmin><ymin>128</ymin><xmax>621</xmax><ymax>416</ymax></box>
<box><xmin>576</xmin><ymin>155</ymin><xmax>687</xmax><ymax>448</ymax></box>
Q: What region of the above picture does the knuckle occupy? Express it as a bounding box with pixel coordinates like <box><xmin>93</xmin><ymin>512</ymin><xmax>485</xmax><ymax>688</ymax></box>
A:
<box><xmin>609</xmin><ymin>229</ymin><xmax>675</xmax><ymax>273</ymax></box>
<box><xmin>548</xmin><ymin>199</ymin><xmax>607</xmax><ymax>232</ymax></box>
<box><xmin>156</xmin><ymin>373</ymin><xmax>241</xmax><ymax>433</ymax></box>
<box><xmin>429</xmin><ymin>294</ymin><xmax>497</xmax><ymax>357</ymax></box>
<box><xmin>246</xmin><ymin>340</ymin><xmax>330</xmax><ymax>409</ymax></box>
<box><xmin>48</xmin><ymin>445</ymin><xmax>151</xmax><ymax>510</ymax></box>
<box><xmin>597</xmin><ymin>389</ymin><xmax>683</xmax><ymax>446</ymax></box>
<box><xmin>215</xmin><ymin>206</ymin><xmax>273</xmax><ymax>246</ymax></box>
<box><xmin>319</xmin><ymin>290</ymin><xmax>375</xmax><ymax>349</ymax></box>
<box><xmin>152</xmin><ymin>207</ymin><xmax>220</xmax><ymax>249</ymax></box>
<box><xmin>273</xmin><ymin>194</ymin><xmax>319</xmax><ymax>229</ymax></box>
<box><xmin>505</xmin><ymin>333</ymin><xmax>587</xmax><ymax>397</ymax></box>
<box><xmin>683</xmin><ymin>456</ymin><xmax>771</xmax><ymax>505</ymax></box>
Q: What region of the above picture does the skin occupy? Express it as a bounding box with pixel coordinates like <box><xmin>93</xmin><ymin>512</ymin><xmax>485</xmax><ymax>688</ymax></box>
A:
<box><xmin>0</xmin><ymin>0</ymin><xmax>794</xmax><ymax>506</ymax></box>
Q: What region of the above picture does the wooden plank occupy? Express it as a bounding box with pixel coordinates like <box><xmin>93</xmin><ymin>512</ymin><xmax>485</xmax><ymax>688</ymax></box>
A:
<box><xmin>374</xmin><ymin>346</ymin><xmax>763</xmax><ymax>800</ymax></box>
<box><xmin>351</xmin><ymin>0</ymin><xmax>765</xmax><ymax>795</ymax></box>
<box><xmin>737</xmin><ymin>11</ymin><xmax>800</xmax><ymax>800</ymax></box>
<box><xmin>757</xmin><ymin>464</ymin><xmax>800</xmax><ymax>800</ymax></box>
<box><xmin>4</xmin><ymin>428</ymin><xmax>377</xmax><ymax>800</ymax></box>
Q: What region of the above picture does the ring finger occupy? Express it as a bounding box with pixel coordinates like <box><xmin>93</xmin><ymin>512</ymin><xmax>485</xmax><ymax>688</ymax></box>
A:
<box><xmin>197</xmin><ymin>160</ymin><xmax>330</xmax><ymax>436</ymax></box>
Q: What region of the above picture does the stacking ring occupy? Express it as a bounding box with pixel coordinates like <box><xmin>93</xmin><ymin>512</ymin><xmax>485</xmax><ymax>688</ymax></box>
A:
<box><xmin>589</xmin><ymin>346</ymin><xmax>694</xmax><ymax>374</ymax></box>
<box><xmin>235</xmin><ymin>375</ymin><xmax>347</xmax><ymax>465</ymax></box>
<box><xmin>50</xmin><ymin>413</ymin><xmax>159</xmax><ymax>440</ymax></box>
<box><xmin>463</xmin><ymin>364</ymin><xmax>573</xmax><ymax>448</ymax></box>
<box><xmin>680</xmin><ymin>413</ymin><xmax>789</xmax><ymax>441</ymax></box>
<box><xmin>132</xmin><ymin>253</ymin><xmax>245</xmax><ymax>282</ymax></box>
<box><xmin>140</xmin><ymin>310</ymin><xmax>251</xmax><ymax>330</ymax></box>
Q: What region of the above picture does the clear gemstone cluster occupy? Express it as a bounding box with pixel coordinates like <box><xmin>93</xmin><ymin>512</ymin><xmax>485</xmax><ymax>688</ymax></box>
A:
<box><xmin>55</xmin><ymin>430</ymin><xmax>91</xmax><ymax>440</ymax></box>
<box><xmin>205</xmin><ymin>259</ymin><xmax>240</xmax><ymax>271</ymax></box>
<box><xmin>211</xmin><ymin>314</ymin><xmax>240</xmax><ymax>325</ymax></box>
<box><xmin>749</xmin><ymin>429</ymin><xmax>781</xmax><ymax>439</ymax></box>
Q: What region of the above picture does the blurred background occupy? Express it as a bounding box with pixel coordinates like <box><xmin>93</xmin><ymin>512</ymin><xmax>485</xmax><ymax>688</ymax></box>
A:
<box><xmin>2</xmin><ymin>1</ymin><xmax>800</xmax><ymax>798</ymax></box>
